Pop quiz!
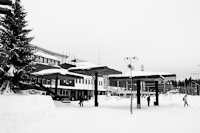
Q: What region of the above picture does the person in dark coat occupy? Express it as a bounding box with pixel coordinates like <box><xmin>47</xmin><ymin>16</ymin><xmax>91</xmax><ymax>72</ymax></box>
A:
<box><xmin>147</xmin><ymin>95</ymin><xmax>151</xmax><ymax>106</ymax></box>
<box><xmin>79</xmin><ymin>96</ymin><xmax>83</xmax><ymax>107</ymax></box>
<box><xmin>183</xmin><ymin>94</ymin><xmax>189</xmax><ymax>107</ymax></box>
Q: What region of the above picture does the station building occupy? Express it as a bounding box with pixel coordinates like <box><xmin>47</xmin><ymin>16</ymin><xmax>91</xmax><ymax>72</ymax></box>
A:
<box><xmin>31</xmin><ymin>44</ymin><xmax>106</xmax><ymax>101</ymax></box>
<box><xmin>31</xmin><ymin>44</ymin><xmax>176</xmax><ymax>101</ymax></box>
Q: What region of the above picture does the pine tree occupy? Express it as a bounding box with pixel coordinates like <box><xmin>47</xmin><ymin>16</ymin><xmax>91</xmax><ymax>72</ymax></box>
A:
<box><xmin>0</xmin><ymin>0</ymin><xmax>35</xmax><ymax>94</ymax></box>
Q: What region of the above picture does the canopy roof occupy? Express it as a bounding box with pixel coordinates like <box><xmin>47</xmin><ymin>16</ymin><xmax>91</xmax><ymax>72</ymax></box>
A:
<box><xmin>31</xmin><ymin>68</ymin><xmax>83</xmax><ymax>80</ymax></box>
<box><xmin>59</xmin><ymin>63</ymin><xmax>76</xmax><ymax>69</ymax></box>
<box><xmin>34</xmin><ymin>62</ymin><xmax>61</xmax><ymax>72</ymax></box>
<box><xmin>69</xmin><ymin>65</ymin><xmax>122</xmax><ymax>76</ymax></box>
<box><xmin>109</xmin><ymin>70</ymin><xmax>176</xmax><ymax>81</ymax></box>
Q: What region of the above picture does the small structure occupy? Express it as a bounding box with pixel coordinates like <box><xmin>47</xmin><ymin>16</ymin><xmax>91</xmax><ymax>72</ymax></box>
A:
<box><xmin>31</xmin><ymin>68</ymin><xmax>83</xmax><ymax>97</ymax></box>
<box><xmin>69</xmin><ymin>65</ymin><xmax>122</xmax><ymax>107</ymax></box>
<box><xmin>189</xmin><ymin>81</ymin><xmax>199</xmax><ymax>95</ymax></box>
<box><xmin>109</xmin><ymin>71</ymin><xmax>176</xmax><ymax>108</ymax></box>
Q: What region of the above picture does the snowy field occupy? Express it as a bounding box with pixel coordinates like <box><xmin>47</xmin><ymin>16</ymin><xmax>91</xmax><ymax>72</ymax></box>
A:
<box><xmin>1</xmin><ymin>94</ymin><xmax>200</xmax><ymax>133</ymax></box>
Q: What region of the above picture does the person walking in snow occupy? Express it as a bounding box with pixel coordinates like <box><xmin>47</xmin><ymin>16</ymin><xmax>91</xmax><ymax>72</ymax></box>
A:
<box><xmin>79</xmin><ymin>96</ymin><xmax>83</xmax><ymax>107</ymax></box>
<box><xmin>183</xmin><ymin>94</ymin><xmax>189</xmax><ymax>107</ymax></box>
<box><xmin>147</xmin><ymin>95</ymin><xmax>151</xmax><ymax>106</ymax></box>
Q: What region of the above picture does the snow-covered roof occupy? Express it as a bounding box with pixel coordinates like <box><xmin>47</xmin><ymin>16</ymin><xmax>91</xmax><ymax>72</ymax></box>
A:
<box><xmin>109</xmin><ymin>70</ymin><xmax>176</xmax><ymax>81</ymax></box>
<box><xmin>69</xmin><ymin>65</ymin><xmax>122</xmax><ymax>76</ymax></box>
<box><xmin>34</xmin><ymin>52</ymin><xmax>58</xmax><ymax>61</ymax></box>
<box><xmin>76</xmin><ymin>61</ymin><xmax>98</xmax><ymax>67</ymax></box>
<box><xmin>31</xmin><ymin>68</ymin><xmax>83</xmax><ymax>80</ymax></box>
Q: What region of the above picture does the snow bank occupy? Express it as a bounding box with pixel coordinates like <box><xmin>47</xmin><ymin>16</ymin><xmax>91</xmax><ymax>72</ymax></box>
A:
<box><xmin>0</xmin><ymin>95</ymin><xmax>56</xmax><ymax>133</ymax></box>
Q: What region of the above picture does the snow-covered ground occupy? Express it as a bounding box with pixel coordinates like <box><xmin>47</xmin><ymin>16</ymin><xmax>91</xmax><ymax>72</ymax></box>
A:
<box><xmin>1</xmin><ymin>94</ymin><xmax>200</xmax><ymax>133</ymax></box>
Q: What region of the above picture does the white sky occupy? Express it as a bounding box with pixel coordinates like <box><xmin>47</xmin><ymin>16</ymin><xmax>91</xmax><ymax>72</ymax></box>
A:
<box><xmin>21</xmin><ymin>0</ymin><xmax>200</xmax><ymax>80</ymax></box>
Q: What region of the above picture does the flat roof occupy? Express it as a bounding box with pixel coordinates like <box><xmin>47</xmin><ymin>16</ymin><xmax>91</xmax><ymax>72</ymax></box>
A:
<box><xmin>31</xmin><ymin>68</ymin><xmax>83</xmax><ymax>80</ymax></box>
<box><xmin>31</xmin><ymin>44</ymin><xmax>68</xmax><ymax>58</ymax></box>
<box><xmin>109</xmin><ymin>70</ymin><xmax>176</xmax><ymax>81</ymax></box>
<box><xmin>69</xmin><ymin>65</ymin><xmax>122</xmax><ymax>76</ymax></box>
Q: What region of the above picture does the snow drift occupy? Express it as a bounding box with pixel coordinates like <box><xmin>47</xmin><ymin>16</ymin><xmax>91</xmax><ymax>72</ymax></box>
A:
<box><xmin>0</xmin><ymin>95</ymin><xmax>55</xmax><ymax>133</ymax></box>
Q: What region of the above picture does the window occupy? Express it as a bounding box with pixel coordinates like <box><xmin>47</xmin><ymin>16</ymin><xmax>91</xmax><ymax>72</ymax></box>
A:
<box><xmin>43</xmin><ymin>79</ymin><xmax>47</xmax><ymax>84</ymax></box>
<box><xmin>82</xmin><ymin>79</ymin><xmax>84</xmax><ymax>84</ymax></box>
<box><xmin>47</xmin><ymin>80</ymin><xmax>51</xmax><ymax>85</ymax></box>
<box><xmin>88</xmin><ymin>79</ymin><xmax>90</xmax><ymax>84</ymax></box>
<box><xmin>38</xmin><ymin>78</ymin><xmax>42</xmax><ymax>84</ymax></box>
<box><xmin>98</xmin><ymin>81</ymin><xmax>102</xmax><ymax>86</ymax></box>
<box><xmin>48</xmin><ymin>59</ymin><xmax>52</xmax><ymax>63</ymax></box>
<box><xmin>54</xmin><ymin>60</ymin><xmax>57</xmax><ymax>65</ymax></box>
<box><xmin>44</xmin><ymin>58</ymin><xmax>47</xmax><ymax>63</ymax></box>
<box><xmin>40</xmin><ymin>57</ymin><xmax>44</xmax><ymax>63</ymax></box>
<box><xmin>85</xmin><ymin>79</ymin><xmax>87</xmax><ymax>84</ymax></box>
<box><xmin>79</xmin><ymin>79</ymin><xmax>81</xmax><ymax>83</ymax></box>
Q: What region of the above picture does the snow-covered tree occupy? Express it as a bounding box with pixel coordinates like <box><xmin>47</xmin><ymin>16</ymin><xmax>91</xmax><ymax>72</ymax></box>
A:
<box><xmin>0</xmin><ymin>0</ymin><xmax>35</xmax><ymax>94</ymax></box>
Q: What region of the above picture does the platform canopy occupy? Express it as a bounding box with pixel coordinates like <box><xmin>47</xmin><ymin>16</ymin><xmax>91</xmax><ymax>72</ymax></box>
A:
<box><xmin>69</xmin><ymin>65</ymin><xmax>122</xmax><ymax>76</ymax></box>
<box><xmin>109</xmin><ymin>70</ymin><xmax>176</xmax><ymax>81</ymax></box>
<box><xmin>69</xmin><ymin>65</ymin><xmax>122</xmax><ymax>107</ymax></box>
<box><xmin>31</xmin><ymin>68</ymin><xmax>83</xmax><ymax>80</ymax></box>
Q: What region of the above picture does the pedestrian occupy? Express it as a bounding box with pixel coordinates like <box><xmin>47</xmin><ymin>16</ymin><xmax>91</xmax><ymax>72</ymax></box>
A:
<box><xmin>79</xmin><ymin>96</ymin><xmax>83</xmax><ymax>107</ymax></box>
<box><xmin>183</xmin><ymin>95</ymin><xmax>189</xmax><ymax>107</ymax></box>
<box><xmin>147</xmin><ymin>95</ymin><xmax>151</xmax><ymax>106</ymax></box>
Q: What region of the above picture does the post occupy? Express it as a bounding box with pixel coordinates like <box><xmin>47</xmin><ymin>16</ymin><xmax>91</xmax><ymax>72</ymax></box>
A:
<box><xmin>163</xmin><ymin>80</ymin><xmax>166</xmax><ymax>93</ymax></box>
<box><xmin>55</xmin><ymin>75</ymin><xmax>58</xmax><ymax>96</ymax></box>
<box><xmin>94</xmin><ymin>72</ymin><xmax>98</xmax><ymax>107</ymax></box>
<box><xmin>130</xmin><ymin>71</ymin><xmax>133</xmax><ymax>113</ymax></box>
<box><xmin>155</xmin><ymin>81</ymin><xmax>159</xmax><ymax>106</ymax></box>
<box><xmin>137</xmin><ymin>80</ymin><xmax>141</xmax><ymax>109</ymax></box>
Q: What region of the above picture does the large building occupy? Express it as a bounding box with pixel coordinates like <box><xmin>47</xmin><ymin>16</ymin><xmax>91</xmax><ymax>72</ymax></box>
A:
<box><xmin>32</xmin><ymin>44</ymin><xmax>106</xmax><ymax>101</ymax></box>
<box><xmin>31</xmin><ymin>44</ymin><xmax>178</xmax><ymax>101</ymax></box>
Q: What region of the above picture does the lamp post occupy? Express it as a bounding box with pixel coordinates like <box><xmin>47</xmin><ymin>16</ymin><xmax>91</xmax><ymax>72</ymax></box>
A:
<box><xmin>124</xmin><ymin>56</ymin><xmax>138</xmax><ymax>114</ymax></box>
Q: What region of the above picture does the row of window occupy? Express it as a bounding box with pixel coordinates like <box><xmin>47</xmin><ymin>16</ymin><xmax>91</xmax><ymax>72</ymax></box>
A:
<box><xmin>59</xmin><ymin>89</ymin><xmax>69</xmax><ymax>95</ymax></box>
<box><xmin>35</xmin><ymin>55</ymin><xmax>60</xmax><ymax>66</ymax></box>
<box><xmin>75</xmin><ymin>79</ymin><xmax>103</xmax><ymax>86</ymax></box>
<box><xmin>33</xmin><ymin>78</ymin><xmax>103</xmax><ymax>86</ymax></box>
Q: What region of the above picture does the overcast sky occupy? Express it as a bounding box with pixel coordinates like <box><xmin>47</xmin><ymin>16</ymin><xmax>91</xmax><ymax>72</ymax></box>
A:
<box><xmin>22</xmin><ymin>0</ymin><xmax>200</xmax><ymax>80</ymax></box>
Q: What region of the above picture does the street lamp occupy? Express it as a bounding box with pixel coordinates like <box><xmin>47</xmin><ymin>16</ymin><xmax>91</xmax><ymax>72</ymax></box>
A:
<box><xmin>124</xmin><ymin>56</ymin><xmax>138</xmax><ymax>114</ymax></box>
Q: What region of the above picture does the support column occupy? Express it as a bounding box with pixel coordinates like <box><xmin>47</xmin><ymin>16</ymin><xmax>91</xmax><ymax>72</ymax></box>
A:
<box><xmin>68</xmin><ymin>90</ymin><xmax>71</xmax><ymax>99</ymax></box>
<box><xmin>55</xmin><ymin>75</ymin><xmax>58</xmax><ymax>96</ymax></box>
<box><xmin>87</xmin><ymin>90</ymin><xmax>89</xmax><ymax>100</ymax></box>
<box><xmin>137</xmin><ymin>80</ymin><xmax>141</xmax><ymax>109</ymax></box>
<box><xmin>75</xmin><ymin>90</ymin><xmax>78</xmax><ymax>100</ymax></box>
<box><xmin>163</xmin><ymin>80</ymin><xmax>166</xmax><ymax>93</ymax></box>
<box><xmin>94</xmin><ymin>72</ymin><xmax>98</xmax><ymax>107</ymax></box>
<box><xmin>155</xmin><ymin>81</ymin><xmax>159</xmax><ymax>106</ymax></box>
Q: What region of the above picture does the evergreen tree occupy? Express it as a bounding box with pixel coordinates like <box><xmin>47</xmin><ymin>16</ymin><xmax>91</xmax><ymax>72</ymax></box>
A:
<box><xmin>0</xmin><ymin>0</ymin><xmax>35</xmax><ymax>94</ymax></box>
